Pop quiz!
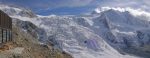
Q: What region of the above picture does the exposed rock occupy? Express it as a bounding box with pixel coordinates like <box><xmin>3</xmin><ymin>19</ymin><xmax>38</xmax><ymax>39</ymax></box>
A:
<box><xmin>0</xmin><ymin>25</ymin><xmax>72</xmax><ymax>58</ymax></box>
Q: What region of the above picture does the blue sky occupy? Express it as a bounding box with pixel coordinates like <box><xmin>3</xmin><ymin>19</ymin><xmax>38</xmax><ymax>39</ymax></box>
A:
<box><xmin>0</xmin><ymin>0</ymin><xmax>149</xmax><ymax>15</ymax></box>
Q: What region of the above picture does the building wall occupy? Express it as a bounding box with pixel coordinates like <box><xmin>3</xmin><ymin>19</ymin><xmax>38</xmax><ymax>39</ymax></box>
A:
<box><xmin>0</xmin><ymin>10</ymin><xmax>12</xmax><ymax>30</ymax></box>
<box><xmin>0</xmin><ymin>10</ymin><xmax>12</xmax><ymax>43</ymax></box>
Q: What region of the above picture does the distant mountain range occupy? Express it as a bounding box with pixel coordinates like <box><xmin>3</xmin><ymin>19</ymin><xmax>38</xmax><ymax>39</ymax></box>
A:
<box><xmin>1</xmin><ymin>4</ymin><xmax>150</xmax><ymax>58</ymax></box>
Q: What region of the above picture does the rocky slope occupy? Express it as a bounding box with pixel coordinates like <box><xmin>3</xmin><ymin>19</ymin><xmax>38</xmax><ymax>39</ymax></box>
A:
<box><xmin>0</xmin><ymin>24</ymin><xmax>72</xmax><ymax>58</ymax></box>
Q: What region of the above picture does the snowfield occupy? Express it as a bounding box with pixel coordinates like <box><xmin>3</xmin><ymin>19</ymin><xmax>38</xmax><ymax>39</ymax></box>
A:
<box><xmin>1</xmin><ymin>4</ymin><xmax>150</xmax><ymax>58</ymax></box>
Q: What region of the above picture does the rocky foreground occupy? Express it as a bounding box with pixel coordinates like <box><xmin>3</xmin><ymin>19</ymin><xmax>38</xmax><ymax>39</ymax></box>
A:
<box><xmin>0</xmin><ymin>25</ymin><xmax>72</xmax><ymax>58</ymax></box>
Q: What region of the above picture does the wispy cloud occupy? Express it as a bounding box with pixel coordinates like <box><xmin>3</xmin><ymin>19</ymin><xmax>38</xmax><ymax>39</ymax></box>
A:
<box><xmin>53</xmin><ymin>0</ymin><xmax>94</xmax><ymax>7</ymax></box>
<box><xmin>0</xmin><ymin>0</ymin><xmax>95</xmax><ymax>8</ymax></box>
<box><xmin>0</xmin><ymin>0</ymin><xmax>149</xmax><ymax>15</ymax></box>
<box><xmin>96</xmin><ymin>0</ymin><xmax>150</xmax><ymax>12</ymax></box>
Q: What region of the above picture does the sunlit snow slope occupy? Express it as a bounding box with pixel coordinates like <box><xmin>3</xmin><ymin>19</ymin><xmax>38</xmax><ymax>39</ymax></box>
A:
<box><xmin>1</xmin><ymin>5</ymin><xmax>150</xmax><ymax>58</ymax></box>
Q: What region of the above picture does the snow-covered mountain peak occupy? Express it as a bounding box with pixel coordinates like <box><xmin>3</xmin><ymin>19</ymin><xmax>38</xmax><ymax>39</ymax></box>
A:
<box><xmin>93</xmin><ymin>7</ymin><xmax>150</xmax><ymax>30</ymax></box>
<box><xmin>0</xmin><ymin>4</ymin><xmax>37</xmax><ymax>18</ymax></box>
<box><xmin>94</xmin><ymin>7</ymin><xmax>150</xmax><ymax>17</ymax></box>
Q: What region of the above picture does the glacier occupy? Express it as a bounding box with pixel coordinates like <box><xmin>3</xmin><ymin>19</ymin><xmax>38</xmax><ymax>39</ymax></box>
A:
<box><xmin>1</xmin><ymin>4</ymin><xmax>150</xmax><ymax>58</ymax></box>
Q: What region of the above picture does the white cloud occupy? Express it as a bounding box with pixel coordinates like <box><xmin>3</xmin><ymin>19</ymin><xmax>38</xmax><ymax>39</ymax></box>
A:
<box><xmin>65</xmin><ymin>0</ymin><xmax>94</xmax><ymax>7</ymax></box>
<box><xmin>96</xmin><ymin>0</ymin><xmax>150</xmax><ymax>12</ymax></box>
<box><xmin>96</xmin><ymin>7</ymin><xmax>150</xmax><ymax>21</ymax></box>
<box><xmin>99</xmin><ymin>7</ymin><xmax>150</xmax><ymax>16</ymax></box>
<box><xmin>46</xmin><ymin>0</ymin><xmax>94</xmax><ymax>8</ymax></box>
<box><xmin>2</xmin><ymin>0</ymin><xmax>150</xmax><ymax>15</ymax></box>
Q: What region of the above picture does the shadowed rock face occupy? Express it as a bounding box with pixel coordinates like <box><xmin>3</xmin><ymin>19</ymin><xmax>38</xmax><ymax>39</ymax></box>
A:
<box><xmin>14</xmin><ymin>19</ymin><xmax>38</xmax><ymax>38</ymax></box>
<box><xmin>13</xmin><ymin>18</ymin><xmax>48</xmax><ymax>43</ymax></box>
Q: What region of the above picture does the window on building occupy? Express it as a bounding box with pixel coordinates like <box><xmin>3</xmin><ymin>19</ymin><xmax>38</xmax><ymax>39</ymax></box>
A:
<box><xmin>6</xmin><ymin>29</ymin><xmax>9</xmax><ymax>42</ymax></box>
<box><xmin>3</xmin><ymin>29</ymin><xmax>7</xmax><ymax>42</ymax></box>
<box><xmin>6</xmin><ymin>30</ymin><xmax>10</xmax><ymax>41</ymax></box>
<box><xmin>0</xmin><ymin>29</ymin><xmax>2</xmax><ymax>43</ymax></box>
<box><xmin>9</xmin><ymin>30</ymin><xmax>12</xmax><ymax>41</ymax></box>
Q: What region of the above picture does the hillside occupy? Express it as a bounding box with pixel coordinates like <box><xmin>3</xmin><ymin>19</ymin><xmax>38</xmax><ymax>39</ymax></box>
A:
<box><xmin>0</xmin><ymin>24</ymin><xmax>72</xmax><ymax>58</ymax></box>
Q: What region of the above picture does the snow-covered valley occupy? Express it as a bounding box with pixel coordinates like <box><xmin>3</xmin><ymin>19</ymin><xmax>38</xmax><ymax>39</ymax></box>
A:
<box><xmin>1</xmin><ymin>5</ymin><xmax>150</xmax><ymax>58</ymax></box>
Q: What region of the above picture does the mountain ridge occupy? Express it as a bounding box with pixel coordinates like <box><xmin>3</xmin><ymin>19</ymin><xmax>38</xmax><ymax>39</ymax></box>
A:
<box><xmin>1</xmin><ymin>4</ymin><xmax>150</xmax><ymax>58</ymax></box>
